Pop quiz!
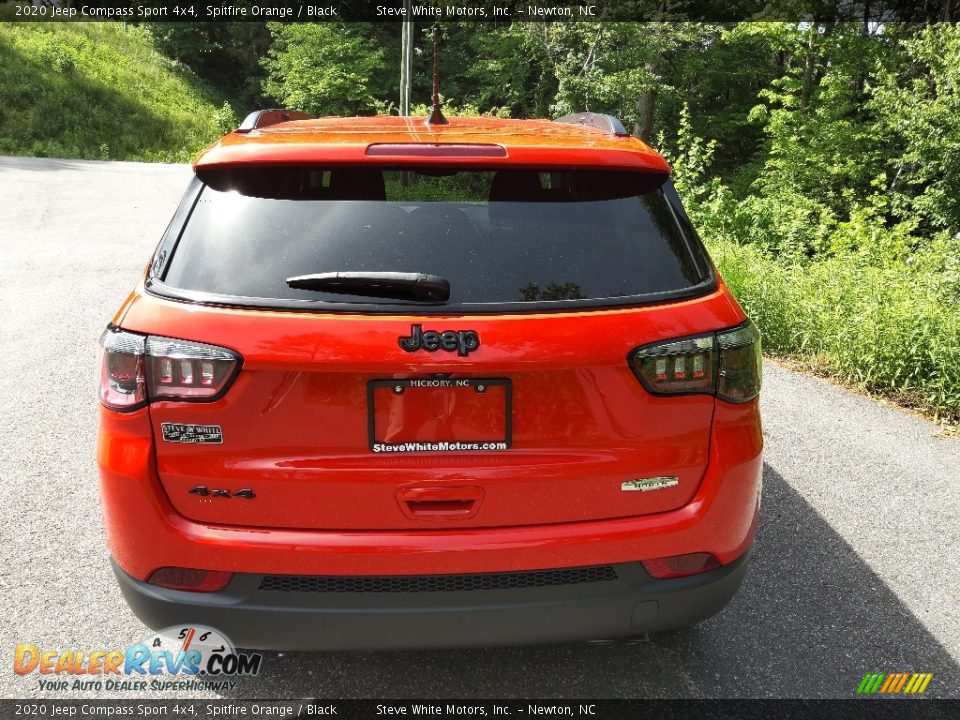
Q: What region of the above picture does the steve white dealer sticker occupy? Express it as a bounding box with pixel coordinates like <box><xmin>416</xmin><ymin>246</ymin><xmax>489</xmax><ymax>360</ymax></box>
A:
<box><xmin>161</xmin><ymin>423</ymin><xmax>223</xmax><ymax>444</ymax></box>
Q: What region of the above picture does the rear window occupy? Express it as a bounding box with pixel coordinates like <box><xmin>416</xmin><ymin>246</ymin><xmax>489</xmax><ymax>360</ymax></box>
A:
<box><xmin>157</xmin><ymin>167</ymin><xmax>713</xmax><ymax>312</ymax></box>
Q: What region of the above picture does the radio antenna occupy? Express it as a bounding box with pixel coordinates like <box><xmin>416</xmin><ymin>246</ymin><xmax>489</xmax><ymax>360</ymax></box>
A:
<box><xmin>426</xmin><ymin>26</ymin><xmax>448</xmax><ymax>126</ymax></box>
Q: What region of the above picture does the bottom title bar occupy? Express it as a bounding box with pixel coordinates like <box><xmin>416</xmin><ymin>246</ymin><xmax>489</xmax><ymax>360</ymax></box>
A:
<box><xmin>2</xmin><ymin>700</ymin><xmax>959</xmax><ymax>720</ymax></box>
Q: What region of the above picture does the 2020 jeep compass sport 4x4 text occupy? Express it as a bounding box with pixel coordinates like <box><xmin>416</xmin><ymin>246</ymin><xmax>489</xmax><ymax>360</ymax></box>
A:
<box><xmin>97</xmin><ymin>111</ymin><xmax>762</xmax><ymax>649</ymax></box>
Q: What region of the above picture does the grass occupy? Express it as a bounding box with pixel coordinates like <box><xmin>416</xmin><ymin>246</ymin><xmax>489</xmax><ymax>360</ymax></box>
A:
<box><xmin>0</xmin><ymin>23</ymin><xmax>234</xmax><ymax>162</ymax></box>
<box><xmin>709</xmin><ymin>238</ymin><xmax>960</xmax><ymax>423</ymax></box>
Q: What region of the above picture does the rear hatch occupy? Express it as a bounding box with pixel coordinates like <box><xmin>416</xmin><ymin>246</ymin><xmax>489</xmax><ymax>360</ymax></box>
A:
<box><xmin>133</xmin><ymin>166</ymin><xmax>739</xmax><ymax>530</ymax></box>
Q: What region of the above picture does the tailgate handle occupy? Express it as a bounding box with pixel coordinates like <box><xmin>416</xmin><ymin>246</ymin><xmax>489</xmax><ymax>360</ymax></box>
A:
<box><xmin>397</xmin><ymin>486</ymin><xmax>484</xmax><ymax>519</ymax></box>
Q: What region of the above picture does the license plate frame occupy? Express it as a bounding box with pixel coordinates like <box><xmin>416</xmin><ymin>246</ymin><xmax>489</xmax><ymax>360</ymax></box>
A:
<box><xmin>366</xmin><ymin>377</ymin><xmax>512</xmax><ymax>452</ymax></box>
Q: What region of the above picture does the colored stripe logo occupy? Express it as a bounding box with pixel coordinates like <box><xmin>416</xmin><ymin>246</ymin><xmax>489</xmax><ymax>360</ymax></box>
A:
<box><xmin>857</xmin><ymin>673</ymin><xmax>933</xmax><ymax>694</ymax></box>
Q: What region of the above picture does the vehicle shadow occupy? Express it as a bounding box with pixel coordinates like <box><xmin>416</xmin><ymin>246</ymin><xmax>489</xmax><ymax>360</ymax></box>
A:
<box><xmin>221</xmin><ymin>464</ymin><xmax>959</xmax><ymax>698</ymax></box>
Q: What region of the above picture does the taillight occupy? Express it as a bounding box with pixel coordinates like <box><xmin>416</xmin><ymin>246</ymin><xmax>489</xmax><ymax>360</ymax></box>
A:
<box><xmin>98</xmin><ymin>327</ymin><xmax>240</xmax><ymax>411</ymax></box>
<box><xmin>98</xmin><ymin>328</ymin><xmax>147</xmax><ymax>411</ymax></box>
<box><xmin>146</xmin><ymin>335</ymin><xmax>240</xmax><ymax>400</ymax></box>
<box><xmin>716</xmin><ymin>323</ymin><xmax>763</xmax><ymax>403</ymax></box>
<box><xmin>629</xmin><ymin>321</ymin><xmax>761</xmax><ymax>402</ymax></box>
<box><xmin>630</xmin><ymin>335</ymin><xmax>716</xmax><ymax>395</ymax></box>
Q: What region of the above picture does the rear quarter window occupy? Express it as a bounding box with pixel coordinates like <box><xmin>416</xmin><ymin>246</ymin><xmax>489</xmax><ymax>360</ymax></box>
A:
<box><xmin>155</xmin><ymin>167</ymin><xmax>714</xmax><ymax>312</ymax></box>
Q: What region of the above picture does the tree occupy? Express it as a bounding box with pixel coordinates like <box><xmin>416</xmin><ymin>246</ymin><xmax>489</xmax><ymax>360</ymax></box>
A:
<box><xmin>144</xmin><ymin>21</ymin><xmax>271</xmax><ymax>108</ymax></box>
<box><xmin>515</xmin><ymin>23</ymin><xmax>715</xmax><ymax>141</ymax></box>
<box><xmin>870</xmin><ymin>24</ymin><xmax>960</xmax><ymax>236</ymax></box>
<box><xmin>261</xmin><ymin>23</ymin><xmax>387</xmax><ymax>116</ymax></box>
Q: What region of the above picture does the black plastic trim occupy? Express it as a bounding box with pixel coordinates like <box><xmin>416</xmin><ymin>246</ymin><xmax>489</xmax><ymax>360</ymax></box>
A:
<box><xmin>261</xmin><ymin>565</ymin><xmax>617</xmax><ymax>593</ymax></box>
<box><xmin>111</xmin><ymin>549</ymin><xmax>751</xmax><ymax>650</ymax></box>
<box><xmin>366</xmin><ymin>377</ymin><xmax>512</xmax><ymax>451</ymax></box>
<box><xmin>144</xmin><ymin>275</ymin><xmax>718</xmax><ymax>316</ymax></box>
<box><xmin>236</xmin><ymin>109</ymin><xmax>314</xmax><ymax>133</ymax></box>
<box><xmin>555</xmin><ymin>112</ymin><xmax>631</xmax><ymax>137</ymax></box>
<box><xmin>151</xmin><ymin>176</ymin><xmax>204</xmax><ymax>282</ymax></box>
<box><xmin>661</xmin><ymin>180</ymin><xmax>712</xmax><ymax>280</ymax></box>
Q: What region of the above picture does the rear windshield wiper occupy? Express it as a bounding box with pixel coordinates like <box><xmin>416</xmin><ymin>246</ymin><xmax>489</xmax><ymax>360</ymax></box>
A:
<box><xmin>285</xmin><ymin>272</ymin><xmax>450</xmax><ymax>303</ymax></box>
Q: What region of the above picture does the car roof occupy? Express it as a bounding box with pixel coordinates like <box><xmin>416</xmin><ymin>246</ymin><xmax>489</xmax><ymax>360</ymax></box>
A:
<box><xmin>194</xmin><ymin>115</ymin><xmax>671</xmax><ymax>174</ymax></box>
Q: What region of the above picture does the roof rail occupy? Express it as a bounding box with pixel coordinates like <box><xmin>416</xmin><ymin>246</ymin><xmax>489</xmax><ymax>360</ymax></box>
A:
<box><xmin>236</xmin><ymin>109</ymin><xmax>314</xmax><ymax>133</ymax></box>
<box><xmin>554</xmin><ymin>112</ymin><xmax>631</xmax><ymax>137</ymax></box>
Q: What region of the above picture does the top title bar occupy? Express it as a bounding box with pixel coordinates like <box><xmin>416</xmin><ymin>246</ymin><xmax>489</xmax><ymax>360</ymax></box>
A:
<box><xmin>1</xmin><ymin>0</ymin><xmax>956</xmax><ymax>23</ymax></box>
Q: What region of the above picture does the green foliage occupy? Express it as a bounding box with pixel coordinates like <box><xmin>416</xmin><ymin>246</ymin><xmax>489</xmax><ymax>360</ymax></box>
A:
<box><xmin>261</xmin><ymin>23</ymin><xmax>387</xmax><ymax>115</ymax></box>
<box><xmin>143</xmin><ymin>21</ymin><xmax>271</xmax><ymax>109</ymax></box>
<box><xmin>213</xmin><ymin>100</ymin><xmax>238</xmax><ymax>137</ymax></box>
<box><xmin>401</xmin><ymin>100</ymin><xmax>510</xmax><ymax>118</ymax></box>
<box><xmin>869</xmin><ymin>25</ymin><xmax>960</xmax><ymax>235</ymax></box>
<box><xmin>0</xmin><ymin>23</ymin><xmax>228</xmax><ymax>162</ymax></box>
<box><xmin>519</xmin><ymin>282</ymin><xmax>586</xmax><ymax>301</ymax></box>
<box><xmin>710</xmin><ymin>236</ymin><xmax>960</xmax><ymax>422</ymax></box>
<box><xmin>383</xmin><ymin>168</ymin><xmax>491</xmax><ymax>202</ymax></box>
<box><xmin>519</xmin><ymin>23</ymin><xmax>707</xmax><ymax>138</ymax></box>
<box><xmin>665</xmin><ymin>111</ymin><xmax>960</xmax><ymax>420</ymax></box>
<box><xmin>457</xmin><ymin>25</ymin><xmax>556</xmax><ymax>117</ymax></box>
<box><xmin>659</xmin><ymin>73</ymin><xmax>960</xmax><ymax>420</ymax></box>
<box><xmin>3</xmin><ymin>20</ymin><xmax>958</xmax><ymax>419</ymax></box>
<box><xmin>657</xmin><ymin>103</ymin><xmax>717</xmax><ymax>202</ymax></box>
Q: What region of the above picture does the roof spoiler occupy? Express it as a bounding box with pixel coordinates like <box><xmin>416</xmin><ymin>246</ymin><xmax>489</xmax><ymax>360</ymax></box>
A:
<box><xmin>236</xmin><ymin>109</ymin><xmax>314</xmax><ymax>133</ymax></box>
<box><xmin>554</xmin><ymin>112</ymin><xmax>631</xmax><ymax>137</ymax></box>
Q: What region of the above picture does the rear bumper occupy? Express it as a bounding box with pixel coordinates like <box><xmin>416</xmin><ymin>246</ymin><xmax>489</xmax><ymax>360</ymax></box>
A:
<box><xmin>97</xmin><ymin>400</ymin><xmax>762</xmax><ymax>580</ymax></box>
<box><xmin>112</xmin><ymin>549</ymin><xmax>751</xmax><ymax>650</ymax></box>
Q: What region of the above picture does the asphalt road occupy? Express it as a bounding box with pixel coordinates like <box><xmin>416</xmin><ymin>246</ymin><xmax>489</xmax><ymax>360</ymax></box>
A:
<box><xmin>1</xmin><ymin>156</ymin><xmax>958</xmax><ymax>699</ymax></box>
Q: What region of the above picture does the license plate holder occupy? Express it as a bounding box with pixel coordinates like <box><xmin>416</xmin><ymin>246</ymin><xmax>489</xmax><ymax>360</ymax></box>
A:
<box><xmin>367</xmin><ymin>377</ymin><xmax>512</xmax><ymax>452</ymax></box>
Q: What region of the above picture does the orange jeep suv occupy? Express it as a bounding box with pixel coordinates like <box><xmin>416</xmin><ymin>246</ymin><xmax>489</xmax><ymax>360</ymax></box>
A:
<box><xmin>97</xmin><ymin>111</ymin><xmax>762</xmax><ymax>649</ymax></box>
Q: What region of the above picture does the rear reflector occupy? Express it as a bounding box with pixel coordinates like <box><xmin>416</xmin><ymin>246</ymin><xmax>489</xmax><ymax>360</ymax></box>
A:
<box><xmin>366</xmin><ymin>143</ymin><xmax>507</xmax><ymax>158</ymax></box>
<box><xmin>642</xmin><ymin>553</ymin><xmax>720</xmax><ymax>579</ymax></box>
<box><xmin>147</xmin><ymin>567</ymin><xmax>233</xmax><ymax>593</ymax></box>
<box><xmin>98</xmin><ymin>327</ymin><xmax>241</xmax><ymax>411</ymax></box>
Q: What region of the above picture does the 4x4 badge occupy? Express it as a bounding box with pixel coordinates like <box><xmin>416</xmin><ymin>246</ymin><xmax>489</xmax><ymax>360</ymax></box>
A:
<box><xmin>399</xmin><ymin>324</ymin><xmax>480</xmax><ymax>356</ymax></box>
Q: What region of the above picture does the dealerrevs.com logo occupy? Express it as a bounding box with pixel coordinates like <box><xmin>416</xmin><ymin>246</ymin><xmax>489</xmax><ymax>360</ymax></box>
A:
<box><xmin>13</xmin><ymin>626</ymin><xmax>261</xmax><ymax>693</ymax></box>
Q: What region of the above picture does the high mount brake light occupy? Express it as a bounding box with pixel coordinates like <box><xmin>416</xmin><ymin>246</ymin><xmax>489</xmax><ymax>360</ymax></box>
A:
<box><xmin>98</xmin><ymin>327</ymin><xmax>241</xmax><ymax>411</ymax></box>
<box><xmin>365</xmin><ymin>143</ymin><xmax>507</xmax><ymax>158</ymax></box>
<box><xmin>629</xmin><ymin>322</ymin><xmax>761</xmax><ymax>402</ymax></box>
